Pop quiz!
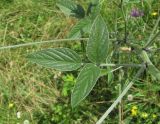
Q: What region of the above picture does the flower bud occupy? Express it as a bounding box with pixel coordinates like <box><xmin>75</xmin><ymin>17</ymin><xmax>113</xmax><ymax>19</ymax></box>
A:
<box><xmin>127</xmin><ymin>94</ymin><xmax>133</xmax><ymax>101</ymax></box>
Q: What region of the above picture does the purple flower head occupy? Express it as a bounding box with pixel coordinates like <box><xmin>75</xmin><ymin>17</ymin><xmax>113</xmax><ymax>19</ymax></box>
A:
<box><xmin>130</xmin><ymin>8</ymin><xmax>144</xmax><ymax>17</ymax></box>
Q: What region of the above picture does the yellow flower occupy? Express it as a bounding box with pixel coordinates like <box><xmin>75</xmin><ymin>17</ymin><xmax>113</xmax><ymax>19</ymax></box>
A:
<box><xmin>141</xmin><ymin>112</ymin><xmax>148</xmax><ymax>119</ymax></box>
<box><xmin>8</xmin><ymin>103</ymin><xmax>14</xmax><ymax>108</ymax></box>
<box><xmin>130</xmin><ymin>105</ymin><xmax>138</xmax><ymax>116</ymax></box>
<box><xmin>132</xmin><ymin>106</ymin><xmax>138</xmax><ymax>110</ymax></box>
<box><xmin>131</xmin><ymin>108</ymin><xmax>138</xmax><ymax>116</ymax></box>
<box><xmin>151</xmin><ymin>12</ymin><xmax>158</xmax><ymax>16</ymax></box>
<box><xmin>152</xmin><ymin>114</ymin><xmax>157</xmax><ymax>119</ymax></box>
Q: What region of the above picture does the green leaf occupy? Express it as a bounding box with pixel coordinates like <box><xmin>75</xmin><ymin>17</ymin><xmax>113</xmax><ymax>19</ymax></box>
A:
<box><xmin>27</xmin><ymin>48</ymin><xmax>82</xmax><ymax>71</ymax></box>
<box><xmin>87</xmin><ymin>1</ymin><xmax>100</xmax><ymax>18</ymax></box>
<box><xmin>57</xmin><ymin>0</ymin><xmax>85</xmax><ymax>18</ymax></box>
<box><xmin>68</xmin><ymin>17</ymin><xmax>92</xmax><ymax>38</ymax></box>
<box><xmin>71</xmin><ymin>63</ymin><xmax>100</xmax><ymax>108</ymax></box>
<box><xmin>86</xmin><ymin>15</ymin><xmax>109</xmax><ymax>64</ymax></box>
<box><xmin>148</xmin><ymin>65</ymin><xmax>160</xmax><ymax>81</ymax></box>
<box><xmin>141</xmin><ymin>51</ymin><xmax>160</xmax><ymax>81</ymax></box>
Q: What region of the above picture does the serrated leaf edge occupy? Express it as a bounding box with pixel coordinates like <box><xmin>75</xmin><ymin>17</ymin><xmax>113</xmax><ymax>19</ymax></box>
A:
<box><xmin>71</xmin><ymin>63</ymin><xmax>100</xmax><ymax>108</ymax></box>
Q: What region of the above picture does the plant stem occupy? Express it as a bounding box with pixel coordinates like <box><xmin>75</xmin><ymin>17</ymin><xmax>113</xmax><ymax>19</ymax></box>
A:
<box><xmin>0</xmin><ymin>38</ymin><xmax>89</xmax><ymax>50</ymax></box>
<box><xmin>144</xmin><ymin>31</ymin><xmax>160</xmax><ymax>49</ymax></box>
<box><xmin>100</xmin><ymin>63</ymin><xmax>143</xmax><ymax>67</ymax></box>
<box><xmin>118</xmin><ymin>84</ymin><xmax>122</xmax><ymax>124</ymax></box>
<box><xmin>140</xmin><ymin>50</ymin><xmax>160</xmax><ymax>81</ymax></box>
<box><xmin>80</xmin><ymin>31</ymin><xmax>87</xmax><ymax>60</ymax></box>
<box><xmin>144</xmin><ymin>15</ymin><xmax>160</xmax><ymax>48</ymax></box>
<box><xmin>96</xmin><ymin>64</ymin><xmax>146</xmax><ymax>124</ymax></box>
<box><xmin>120</xmin><ymin>0</ymin><xmax>128</xmax><ymax>44</ymax></box>
<box><xmin>0</xmin><ymin>38</ymin><xmax>117</xmax><ymax>50</ymax></box>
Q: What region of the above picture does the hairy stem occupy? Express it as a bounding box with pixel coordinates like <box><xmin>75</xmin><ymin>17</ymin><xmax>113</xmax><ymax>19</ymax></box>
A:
<box><xmin>100</xmin><ymin>63</ymin><xmax>144</xmax><ymax>67</ymax></box>
<box><xmin>0</xmin><ymin>38</ymin><xmax>89</xmax><ymax>50</ymax></box>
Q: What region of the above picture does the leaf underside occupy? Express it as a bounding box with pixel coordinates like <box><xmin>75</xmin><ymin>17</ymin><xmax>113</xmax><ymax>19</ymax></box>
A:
<box><xmin>68</xmin><ymin>17</ymin><xmax>92</xmax><ymax>38</ymax></box>
<box><xmin>27</xmin><ymin>48</ymin><xmax>82</xmax><ymax>71</ymax></box>
<box><xmin>57</xmin><ymin>0</ymin><xmax>85</xmax><ymax>18</ymax></box>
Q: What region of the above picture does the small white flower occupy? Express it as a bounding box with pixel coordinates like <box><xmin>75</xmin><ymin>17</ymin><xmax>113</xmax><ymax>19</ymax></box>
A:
<box><xmin>23</xmin><ymin>120</ymin><xmax>29</xmax><ymax>124</ymax></box>
<box><xmin>54</xmin><ymin>72</ymin><xmax>62</xmax><ymax>79</ymax></box>
<box><xmin>57</xmin><ymin>72</ymin><xmax>62</xmax><ymax>76</ymax></box>
<box><xmin>54</xmin><ymin>74</ymin><xmax>58</xmax><ymax>79</ymax></box>
<box><xmin>127</xmin><ymin>94</ymin><xmax>133</xmax><ymax>101</ymax></box>
<box><xmin>16</xmin><ymin>111</ymin><xmax>21</xmax><ymax>119</ymax></box>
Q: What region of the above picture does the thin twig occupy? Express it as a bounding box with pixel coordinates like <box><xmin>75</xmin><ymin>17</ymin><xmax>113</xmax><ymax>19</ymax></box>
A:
<box><xmin>0</xmin><ymin>38</ymin><xmax>89</xmax><ymax>50</ymax></box>
<box><xmin>0</xmin><ymin>38</ymin><xmax>117</xmax><ymax>50</ymax></box>
<box><xmin>111</xmin><ymin>66</ymin><xmax>123</xmax><ymax>72</ymax></box>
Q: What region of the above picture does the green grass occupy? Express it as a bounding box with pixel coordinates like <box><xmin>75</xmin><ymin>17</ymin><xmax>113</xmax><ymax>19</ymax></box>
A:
<box><xmin>0</xmin><ymin>0</ymin><xmax>66</xmax><ymax>123</ymax></box>
<box><xmin>0</xmin><ymin>0</ymin><xmax>96</xmax><ymax>123</ymax></box>
<box><xmin>0</xmin><ymin>0</ymin><xmax>160</xmax><ymax>123</ymax></box>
